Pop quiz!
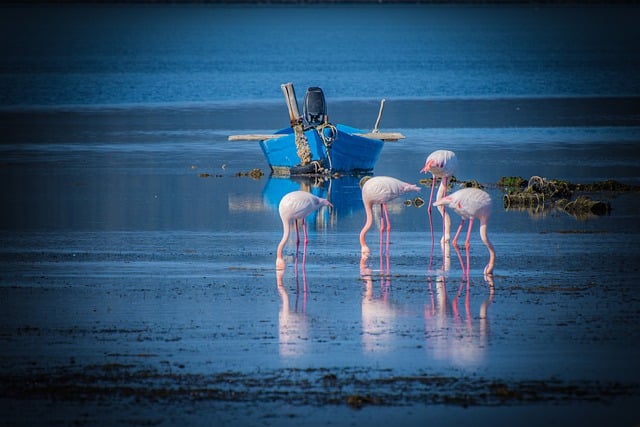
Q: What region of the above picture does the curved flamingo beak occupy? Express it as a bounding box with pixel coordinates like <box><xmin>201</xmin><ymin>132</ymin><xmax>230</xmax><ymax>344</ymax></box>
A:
<box><xmin>420</xmin><ymin>160</ymin><xmax>434</xmax><ymax>174</ymax></box>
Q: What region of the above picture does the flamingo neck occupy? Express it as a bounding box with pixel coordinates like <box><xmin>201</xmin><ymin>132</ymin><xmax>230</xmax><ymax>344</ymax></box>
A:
<box><xmin>359</xmin><ymin>201</ymin><xmax>373</xmax><ymax>253</ymax></box>
<box><xmin>479</xmin><ymin>221</ymin><xmax>495</xmax><ymax>275</ymax></box>
<box><xmin>276</xmin><ymin>220</ymin><xmax>290</xmax><ymax>269</ymax></box>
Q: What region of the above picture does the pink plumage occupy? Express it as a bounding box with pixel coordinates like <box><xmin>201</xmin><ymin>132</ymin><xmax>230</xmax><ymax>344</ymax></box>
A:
<box><xmin>434</xmin><ymin>187</ymin><xmax>491</xmax><ymax>220</ymax></box>
<box><xmin>434</xmin><ymin>187</ymin><xmax>495</xmax><ymax>275</ymax></box>
<box><xmin>420</xmin><ymin>150</ymin><xmax>458</xmax><ymax>245</ymax></box>
<box><xmin>276</xmin><ymin>191</ymin><xmax>332</xmax><ymax>270</ymax></box>
<box><xmin>420</xmin><ymin>149</ymin><xmax>458</xmax><ymax>179</ymax></box>
<box><xmin>360</xmin><ymin>176</ymin><xmax>420</xmax><ymax>256</ymax></box>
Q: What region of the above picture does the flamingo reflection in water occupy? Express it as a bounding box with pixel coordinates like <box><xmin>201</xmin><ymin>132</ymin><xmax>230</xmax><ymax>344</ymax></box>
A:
<box><xmin>276</xmin><ymin>190</ymin><xmax>332</xmax><ymax>271</ymax></box>
<box><xmin>424</xmin><ymin>242</ymin><xmax>495</xmax><ymax>366</ymax></box>
<box><xmin>360</xmin><ymin>254</ymin><xmax>397</xmax><ymax>353</ymax></box>
<box><xmin>276</xmin><ymin>263</ymin><xmax>309</xmax><ymax>358</ymax></box>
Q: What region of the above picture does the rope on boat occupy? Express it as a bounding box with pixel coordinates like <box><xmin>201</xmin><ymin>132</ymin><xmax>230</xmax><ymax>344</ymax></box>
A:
<box><xmin>316</xmin><ymin>121</ymin><xmax>337</xmax><ymax>172</ymax></box>
<box><xmin>293</xmin><ymin>122</ymin><xmax>312</xmax><ymax>165</ymax></box>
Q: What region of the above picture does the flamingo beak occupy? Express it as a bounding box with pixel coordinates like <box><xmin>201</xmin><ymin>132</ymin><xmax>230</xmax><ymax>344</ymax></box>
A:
<box><xmin>420</xmin><ymin>160</ymin><xmax>433</xmax><ymax>174</ymax></box>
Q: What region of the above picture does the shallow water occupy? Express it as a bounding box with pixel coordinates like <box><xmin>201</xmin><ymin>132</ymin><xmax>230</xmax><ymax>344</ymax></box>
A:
<box><xmin>1</xmin><ymin>3</ymin><xmax>640</xmax><ymax>426</ymax></box>
<box><xmin>2</xmin><ymin>118</ymin><xmax>640</xmax><ymax>424</ymax></box>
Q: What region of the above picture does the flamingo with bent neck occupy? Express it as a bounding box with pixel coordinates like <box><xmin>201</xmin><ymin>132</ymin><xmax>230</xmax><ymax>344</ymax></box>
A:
<box><xmin>359</xmin><ymin>176</ymin><xmax>420</xmax><ymax>257</ymax></box>
<box><xmin>276</xmin><ymin>190</ymin><xmax>332</xmax><ymax>270</ymax></box>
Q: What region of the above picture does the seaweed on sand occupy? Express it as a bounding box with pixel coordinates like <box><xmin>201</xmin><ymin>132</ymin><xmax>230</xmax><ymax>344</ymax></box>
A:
<box><xmin>499</xmin><ymin>176</ymin><xmax>636</xmax><ymax>219</ymax></box>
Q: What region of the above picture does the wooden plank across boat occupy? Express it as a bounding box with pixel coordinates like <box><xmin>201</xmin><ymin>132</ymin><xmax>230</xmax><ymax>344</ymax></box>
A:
<box><xmin>228</xmin><ymin>83</ymin><xmax>404</xmax><ymax>176</ymax></box>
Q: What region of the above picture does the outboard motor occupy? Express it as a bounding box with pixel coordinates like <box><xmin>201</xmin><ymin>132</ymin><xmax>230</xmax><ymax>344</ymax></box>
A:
<box><xmin>303</xmin><ymin>87</ymin><xmax>327</xmax><ymax>127</ymax></box>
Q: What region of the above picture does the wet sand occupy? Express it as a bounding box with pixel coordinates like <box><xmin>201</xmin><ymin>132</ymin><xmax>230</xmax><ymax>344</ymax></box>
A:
<box><xmin>1</xmin><ymin>102</ymin><xmax>640</xmax><ymax>426</ymax></box>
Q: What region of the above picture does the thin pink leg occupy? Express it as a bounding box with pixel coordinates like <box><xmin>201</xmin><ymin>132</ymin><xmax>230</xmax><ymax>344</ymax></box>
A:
<box><xmin>301</xmin><ymin>220</ymin><xmax>308</xmax><ymax>271</ymax></box>
<box><xmin>464</xmin><ymin>219</ymin><xmax>474</xmax><ymax>279</ymax></box>
<box><xmin>379</xmin><ymin>204</ymin><xmax>384</xmax><ymax>258</ymax></box>
<box><xmin>465</xmin><ymin>218</ymin><xmax>474</xmax><ymax>248</ymax></box>
<box><xmin>441</xmin><ymin>177</ymin><xmax>449</xmax><ymax>240</ymax></box>
<box><xmin>302</xmin><ymin>219</ymin><xmax>309</xmax><ymax>246</ymax></box>
<box><xmin>382</xmin><ymin>203</ymin><xmax>391</xmax><ymax>257</ymax></box>
<box><xmin>427</xmin><ymin>177</ymin><xmax>436</xmax><ymax>214</ymax></box>
<box><xmin>427</xmin><ymin>177</ymin><xmax>436</xmax><ymax>250</ymax></box>
<box><xmin>452</xmin><ymin>219</ymin><xmax>465</xmax><ymax>249</ymax></box>
<box><xmin>453</xmin><ymin>241</ymin><xmax>465</xmax><ymax>273</ymax></box>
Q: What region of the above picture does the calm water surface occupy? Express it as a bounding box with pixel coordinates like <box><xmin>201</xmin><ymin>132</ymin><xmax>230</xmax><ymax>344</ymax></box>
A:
<box><xmin>1</xmin><ymin>4</ymin><xmax>640</xmax><ymax>426</ymax></box>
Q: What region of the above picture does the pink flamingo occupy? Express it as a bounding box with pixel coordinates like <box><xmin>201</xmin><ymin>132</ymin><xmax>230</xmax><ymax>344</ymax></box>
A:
<box><xmin>359</xmin><ymin>176</ymin><xmax>420</xmax><ymax>257</ymax></box>
<box><xmin>433</xmin><ymin>187</ymin><xmax>495</xmax><ymax>276</ymax></box>
<box><xmin>420</xmin><ymin>150</ymin><xmax>458</xmax><ymax>245</ymax></box>
<box><xmin>276</xmin><ymin>191</ymin><xmax>332</xmax><ymax>270</ymax></box>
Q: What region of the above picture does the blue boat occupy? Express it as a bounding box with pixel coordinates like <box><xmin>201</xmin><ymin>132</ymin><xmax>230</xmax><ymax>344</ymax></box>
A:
<box><xmin>259</xmin><ymin>123</ymin><xmax>386</xmax><ymax>176</ymax></box>
<box><xmin>229</xmin><ymin>83</ymin><xmax>404</xmax><ymax>176</ymax></box>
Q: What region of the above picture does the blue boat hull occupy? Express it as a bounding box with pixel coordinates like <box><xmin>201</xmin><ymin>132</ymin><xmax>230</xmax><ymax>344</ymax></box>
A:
<box><xmin>259</xmin><ymin>124</ymin><xmax>384</xmax><ymax>175</ymax></box>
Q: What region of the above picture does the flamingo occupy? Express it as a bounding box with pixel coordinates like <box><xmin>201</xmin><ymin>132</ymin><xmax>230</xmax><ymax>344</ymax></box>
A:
<box><xmin>359</xmin><ymin>176</ymin><xmax>420</xmax><ymax>256</ymax></box>
<box><xmin>276</xmin><ymin>190</ymin><xmax>332</xmax><ymax>270</ymax></box>
<box><xmin>433</xmin><ymin>187</ymin><xmax>495</xmax><ymax>276</ymax></box>
<box><xmin>420</xmin><ymin>150</ymin><xmax>458</xmax><ymax>245</ymax></box>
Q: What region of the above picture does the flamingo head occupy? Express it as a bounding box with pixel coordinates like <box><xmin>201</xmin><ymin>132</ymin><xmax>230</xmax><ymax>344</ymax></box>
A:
<box><xmin>420</xmin><ymin>159</ymin><xmax>434</xmax><ymax>174</ymax></box>
<box><xmin>359</xmin><ymin>176</ymin><xmax>372</xmax><ymax>188</ymax></box>
<box><xmin>432</xmin><ymin>195</ymin><xmax>452</xmax><ymax>208</ymax></box>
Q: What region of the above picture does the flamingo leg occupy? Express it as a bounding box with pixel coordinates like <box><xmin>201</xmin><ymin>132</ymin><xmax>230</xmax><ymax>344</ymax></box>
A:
<box><xmin>465</xmin><ymin>218</ymin><xmax>474</xmax><ymax>248</ymax></box>
<box><xmin>439</xmin><ymin>177</ymin><xmax>451</xmax><ymax>243</ymax></box>
<box><xmin>452</xmin><ymin>219</ymin><xmax>465</xmax><ymax>249</ymax></box>
<box><xmin>301</xmin><ymin>219</ymin><xmax>308</xmax><ymax>271</ymax></box>
<box><xmin>302</xmin><ymin>219</ymin><xmax>309</xmax><ymax>246</ymax></box>
<box><xmin>427</xmin><ymin>176</ymin><xmax>436</xmax><ymax>214</ymax></box>
<box><xmin>453</xmin><ymin>240</ymin><xmax>465</xmax><ymax>273</ymax></box>
<box><xmin>382</xmin><ymin>203</ymin><xmax>391</xmax><ymax>257</ymax></box>
<box><xmin>464</xmin><ymin>218</ymin><xmax>474</xmax><ymax>279</ymax></box>
<box><xmin>427</xmin><ymin>176</ymin><xmax>436</xmax><ymax>250</ymax></box>
<box><xmin>378</xmin><ymin>204</ymin><xmax>384</xmax><ymax>258</ymax></box>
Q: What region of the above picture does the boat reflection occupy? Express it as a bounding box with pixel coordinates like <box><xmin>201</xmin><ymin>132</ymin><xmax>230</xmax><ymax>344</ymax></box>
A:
<box><xmin>263</xmin><ymin>174</ymin><xmax>368</xmax><ymax>228</ymax></box>
<box><xmin>424</xmin><ymin>242</ymin><xmax>495</xmax><ymax>366</ymax></box>
<box><xmin>276</xmin><ymin>262</ymin><xmax>308</xmax><ymax>359</ymax></box>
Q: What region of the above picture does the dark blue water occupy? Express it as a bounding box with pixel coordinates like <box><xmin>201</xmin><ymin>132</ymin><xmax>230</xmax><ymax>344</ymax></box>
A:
<box><xmin>1</xmin><ymin>3</ymin><xmax>639</xmax><ymax>105</ymax></box>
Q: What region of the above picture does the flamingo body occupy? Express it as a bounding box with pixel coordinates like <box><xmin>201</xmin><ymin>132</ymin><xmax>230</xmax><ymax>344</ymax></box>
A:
<box><xmin>433</xmin><ymin>187</ymin><xmax>495</xmax><ymax>275</ymax></box>
<box><xmin>420</xmin><ymin>150</ymin><xmax>458</xmax><ymax>244</ymax></box>
<box><xmin>360</xmin><ymin>176</ymin><xmax>420</xmax><ymax>255</ymax></box>
<box><xmin>420</xmin><ymin>149</ymin><xmax>458</xmax><ymax>179</ymax></box>
<box><xmin>436</xmin><ymin>187</ymin><xmax>491</xmax><ymax>220</ymax></box>
<box><xmin>276</xmin><ymin>191</ymin><xmax>332</xmax><ymax>270</ymax></box>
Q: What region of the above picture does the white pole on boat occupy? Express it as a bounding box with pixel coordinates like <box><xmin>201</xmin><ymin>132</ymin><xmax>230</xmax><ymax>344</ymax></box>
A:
<box><xmin>280</xmin><ymin>82</ymin><xmax>311</xmax><ymax>165</ymax></box>
<box><xmin>281</xmin><ymin>82</ymin><xmax>302</xmax><ymax>125</ymax></box>
<box><xmin>372</xmin><ymin>99</ymin><xmax>386</xmax><ymax>133</ymax></box>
